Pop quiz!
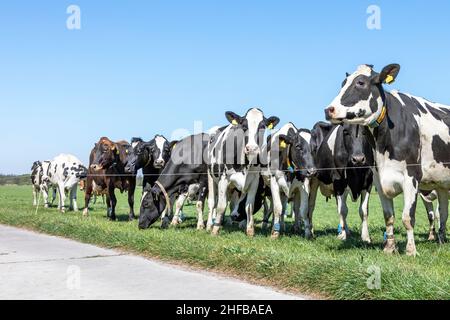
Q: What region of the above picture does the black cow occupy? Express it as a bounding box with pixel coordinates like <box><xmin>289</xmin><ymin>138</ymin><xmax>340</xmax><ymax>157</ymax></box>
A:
<box><xmin>308</xmin><ymin>122</ymin><xmax>374</xmax><ymax>243</ymax></box>
<box><xmin>125</xmin><ymin>135</ymin><xmax>175</xmax><ymax>189</ymax></box>
<box><xmin>325</xmin><ymin>63</ymin><xmax>450</xmax><ymax>255</ymax></box>
<box><xmin>139</xmin><ymin>133</ymin><xmax>209</xmax><ymax>230</ymax></box>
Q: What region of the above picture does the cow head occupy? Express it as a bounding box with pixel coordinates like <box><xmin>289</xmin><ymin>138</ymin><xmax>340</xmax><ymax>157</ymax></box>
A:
<box><xmin>278</xmin><ymin>128</ymin><xmax>317</xmax><ymax>178</ymax></box>
<box><xmin>138</xmin><ymin>184</ymin><xmax>166</xmax><ymax>229</ymax></box>
<box><xmin>149</xmin><ymin>135</ymin><xmax>173</xmax><ymax>169</ymax></box>
<box><xmin>225</xmin><ymin>108</ymin><xmax>279</xmax><ymax>160</ymax></box>
<box><xmin>125</xmin><ymin>138</ymin><xmax>148</xmax><ymax>173</ymax></box>
<box><xmin>325</xmin><ymin>64</ymin><xmax>400</xmax><ymax>127</ymax></box>
<box><xmin>90</xmin><ymin>137</ymin><xmax>119</xmax><ymax>171</ymax></box>
<box><xmin>338</xmin><ymin>124</ymin><xmax>374</xmax><ymax>168</ymax></box>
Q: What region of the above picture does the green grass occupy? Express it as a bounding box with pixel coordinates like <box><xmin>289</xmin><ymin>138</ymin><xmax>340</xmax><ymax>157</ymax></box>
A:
<box><xmin>0</xmin><ymin>185</ymin><xmax>448</xmax><ymax>299</ymax></box>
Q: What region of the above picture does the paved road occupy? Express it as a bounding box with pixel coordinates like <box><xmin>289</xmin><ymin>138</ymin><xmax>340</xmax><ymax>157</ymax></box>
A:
<box><xmin>0</xmin><ymin>225</ymin><xmax>305</xmax><ymax>300</ymax></box>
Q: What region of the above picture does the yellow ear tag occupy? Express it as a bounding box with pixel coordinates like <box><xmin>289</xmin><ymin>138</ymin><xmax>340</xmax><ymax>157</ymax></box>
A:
<box><xmin>268</xmin><ymin>123</ymin><xmax>273</xmax><ymax>130</ymax></box>
<box><xmin>280</xmin><ymin>140</ymin><xmax>287</xmax><ymax>149</ymax></box>
<box><xmin>116</xmin><ymin>149</ymin><xmax>120</xmax><ymax>155</ymax></box>
<box><xmin>125</xmin><ymin>150</ymin><xmax>128</xmax><ymax>154</ymax></box>
<box><xmin>172</xmin><ymin>143</ymin><xmax>176</xmax><ymax>149</ymax></box>
<box><xmin>232</xmin><ymin>119</ymin><xmax>238</xmax><ymax>125</ymax></box>
<box><xmin>385</xmin><ymin>75</ymin><xmax>394</xmax><ymax>84</ymax></box>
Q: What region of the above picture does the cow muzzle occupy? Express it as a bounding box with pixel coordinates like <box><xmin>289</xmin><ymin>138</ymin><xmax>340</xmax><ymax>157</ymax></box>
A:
<box><xmin>351</xmin><ymin>155</ymin><xmax>366</xmax><ymax>166</ymax></box>
<box><xmin>90</xmin><ymin>164</ymin><xmax>102</xmax><ymax>171</ymax></box>
<box><xmin>325</xmin><ymin>106</ymin><xmax>344</xmax><ymax>123</ymax></box>
<box><xmin>154</xmin><ymin>159</ymin><xmax>165</xmax><ymax>169</ymax></box>
<box><xmin>245</xmin><ymin>145</ymin><xmax>260</xmax><ymax>156</ymax></box>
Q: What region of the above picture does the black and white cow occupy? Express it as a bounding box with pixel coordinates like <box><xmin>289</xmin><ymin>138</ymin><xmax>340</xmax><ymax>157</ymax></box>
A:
<box><xmin>41</xmin><ymin>154</ymin><xmax>88</xmax><ymax>213</ymax></box>
<box><xmin>260</xmin><ymin>123</ymin><xmax>317</xmax><ymax>238</ymax></box>
<box><xmin>31</xmin><ymin>160</ymin><xmax>56</xmax><ymax>208</ymax></box>
<box><xmin>125</xmin><ymin>135</ymin><xmax>175</xmax><ymax>189</ymax></box>
<box><xmin>207</xmin><ymin>108</ymin><xmax>280</xmax><ymax>236</ymax></box>
<box><xmin>139</xmin><ymin>133</ymin><xmax>209</xmax><ymax>230</ymax></box>
<box><xmin>325</xmin><ymin>64</ymin><xmax>450</xmax><ymax>255</ymax></box>
<box><xmin>309</xmin><ymin>122</ymin><xmax>375</xmax><ymax>242</ymax></box>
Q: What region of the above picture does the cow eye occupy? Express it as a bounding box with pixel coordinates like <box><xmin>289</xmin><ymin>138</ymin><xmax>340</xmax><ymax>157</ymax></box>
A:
<box><xmin>296</xmin><ymin>144</ymin><xmax>302</xmax><ymax>150</ymax></box>
<box><xmin>356</xmin><ymin>80</ymin><xmax>366</xmax><ymax>87</ymax></box>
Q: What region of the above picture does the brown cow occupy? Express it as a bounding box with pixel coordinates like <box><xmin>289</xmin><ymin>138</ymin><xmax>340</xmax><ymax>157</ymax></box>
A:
<box><xmin>79</xmin><ymin>179</ymin><xmax>106</xmax><ymax>205</ymax></box>
<box><xmin>82</xmin><ymin>137</ymin><xmax>136</xmax><ymax>221</ymax></box>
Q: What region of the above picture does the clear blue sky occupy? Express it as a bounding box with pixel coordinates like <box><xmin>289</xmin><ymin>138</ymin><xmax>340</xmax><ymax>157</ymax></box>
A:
<box><xmin>1</xmin><ymin>0</ymin><xmax>450</xmax><ymax>174</ymax></box>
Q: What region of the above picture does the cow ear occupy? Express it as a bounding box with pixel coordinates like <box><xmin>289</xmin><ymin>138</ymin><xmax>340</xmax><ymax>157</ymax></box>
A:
<box><xmin>225</xmin><ymin>111</ymin><xmax>242</xmax><ymax>125</ymax></box>
<box><xmin>169</xmin><ymin>140</ymin><xmax>178</xmax><ymax>150</ymax></box>
<box><xmin>278</xmin><ymin>134</ymin><xmax>293</xmax><ymax>149</ymax></box>
<box><xmin>266</xmin><ymin>116</ymin><xmax>280</xmax><ymax>130</ymax></box>
<box><xmin>374</xmin><ymin>64</ymin><xmax>400</xmax><ymax>85</ymax></box>
<box><xmin>111</xmin><ymin>144</ymin><xmax>120</xmax><ymax>155</ymax></box>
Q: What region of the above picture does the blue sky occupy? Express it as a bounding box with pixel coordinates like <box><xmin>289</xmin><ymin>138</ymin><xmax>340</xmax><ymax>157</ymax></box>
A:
<box><xmin>1</xmin><ymin>0</ymin><xmax>450</xmax><ymax>174</ymax></box>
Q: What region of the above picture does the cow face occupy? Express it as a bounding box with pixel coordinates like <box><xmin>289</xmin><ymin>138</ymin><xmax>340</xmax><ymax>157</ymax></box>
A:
<box><xmin>340</xmin><ymin>124</ymin><xmax>374</xmax><ymax>167</ymax></box>
<box><xmin>149</xmin><ymin>135</ymin><xmax>171</xmax><ymax>169</ymax></box>
<box><xmin>225</xmin><ymin>108</ymin><xmax>280</xmax><ymax>159</ymax></box>
<box><xmin>279</xmin><ymin>128</ymin><xmax>317</xmax><ymax>178</ymax></box>
<box><xmin>125</xmin><ymin>138</ymin><xmax>149</xmax><ymax>173</ymax></box>
<box><xmin>325</xmin><ymin>64</ymin><xmax>400</xmax><ymax>126</ymax></box>
<box><xmin>138</xmin><ymin>184</ymin><xmax>165</xmax><ymax>229</ymax></box>
<box><xmin>90</xmin><ymin>137</ymin><xmax>118</xmax><ymax>171</ymax></box>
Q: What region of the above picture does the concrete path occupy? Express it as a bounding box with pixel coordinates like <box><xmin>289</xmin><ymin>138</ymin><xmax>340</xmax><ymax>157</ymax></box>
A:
<box><xmin>0</xmin><ymin>225</ymin><xmax>305</xmax><ymax>300</ymax></box>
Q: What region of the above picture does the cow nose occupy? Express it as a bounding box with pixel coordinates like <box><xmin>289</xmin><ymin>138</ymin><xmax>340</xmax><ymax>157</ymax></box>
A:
<box><xmin>154</xmin><ymin>159</ymin><xmax>165</xmax><ymax>167</ymax></box>
<box><xmin>351</xmin><ymin>155</ymin><xmax>366</xmax><ymax>165</ymax></box>
<box><xmin>325</xmin><ymin>106</ymin><xmax>335</xmax><ymax>119</ymax></box>
<box><xmin>90</xmin><ymin>164</ymin><xmax>100</xmax><ymax>171</ymax></box>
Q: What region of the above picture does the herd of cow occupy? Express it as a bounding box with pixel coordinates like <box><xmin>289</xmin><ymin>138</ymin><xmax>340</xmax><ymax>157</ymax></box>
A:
<box><xmin>30</xmin><ymin>64</ymin><xmax>450</xmax><ymax>256</ymax></box>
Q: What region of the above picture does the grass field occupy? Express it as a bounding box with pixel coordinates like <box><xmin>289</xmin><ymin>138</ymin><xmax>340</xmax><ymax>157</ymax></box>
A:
<box><xmin>0</xmin><ymin>184</ymin><xmax>448</xmax><ymax>300</ymax></box>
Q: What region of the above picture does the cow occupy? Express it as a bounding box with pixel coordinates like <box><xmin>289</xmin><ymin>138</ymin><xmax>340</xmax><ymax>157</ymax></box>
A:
<box><xmin>170</xmin><ymin>183</ymin><xmax>202</xmax><ymax>226</ymax></box>
<box><xmin>308</xmin><ymin>122</ymin><xmax>375</xmax><ymax>243</ymax></box>
<box><xmin>139</xmin><ymin>133</ymin><xmax>209</xmax><ymax>230</ymax></box>
<box><xmin>206</xmin><ymin>108</ymin><xmax>280</xmax><ymax>236</ymax></box>
<box><xmin>41</xmin><ymin>154</ymin><xmax>88</xmax><ymax>213</ymax></box>
<box><xmin>260</xmin><ymin>123</ymin><xmax>317</xmax><ymax>238</ymax></box>
<box><xmin>31</xmin><ymin>160</ymin><xmax>56</xmax><ymax>208</ymax></box>
<box><xmin>83</xmin><ymin>137</ymin><xmax>136</xmax><ymax>221</ymax></box>
<box><xmin>125</xmin><ymin>135</ymin><xmax>175</xmax><ymax>189</ymax></box>
<box><xmin>325</xmin><ymin>63</ymin><xmax>450</xmax><ymax>255</ymax></box>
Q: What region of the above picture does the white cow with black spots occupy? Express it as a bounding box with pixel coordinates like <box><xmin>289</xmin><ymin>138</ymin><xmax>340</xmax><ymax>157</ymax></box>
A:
<box><xmin>42</xmin><ymin>154</ymin><xmax>88</xmax><ymax>213</ymax></box>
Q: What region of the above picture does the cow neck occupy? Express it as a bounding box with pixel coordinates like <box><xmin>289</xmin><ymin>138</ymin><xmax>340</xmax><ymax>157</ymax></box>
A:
<box><xmin>154</xmin><ymin>180</ymin><xmax>171</xmax><ymax>213</ymax></box>
<box><xmin>368</xmin><ymin>85</ymin><xmax>388</xmax><ymax>129</ymax></box>
<box><xmin>371</xmin><ymin>91</ymin><xmax>393</xmax><ymax>152</ymax></box>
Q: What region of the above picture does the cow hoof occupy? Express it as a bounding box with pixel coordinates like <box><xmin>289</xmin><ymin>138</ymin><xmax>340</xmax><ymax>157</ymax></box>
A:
<box><xmin>247</xmin><ymin>228</ymin><xmax>255</xmax><ymax>237</ymax></box>
<box><xmin>427</xmin><ymin>232</ymin><xmax>436</xmax><ymax>241</ymax></box>
<box><xmin>44</xmin><ymin>204</ymin><xmax>49</xmax><ymax>208</ymax></box>
<box><xmin>337</xmin><ymin>232</ymin><xmax>347</xmax><ymax>240</ymax></box>
<box><xmin>82</xmin><ymin>209</ymin><xmax>89</xmax><ymax>217</ymax></box>
<box><xmin>437</xmin><ymin>232</ymin><xmax>446</xmax><ymax>244</ymax></box>
<box><xmin>206</xmin><ymin>224</ymin><xmax>213</xmax><ymax>232</ymax></box>
<box><xmin>211</xmin><ymin>226</ymin><xmax>220</xmax><ymax>236</ymax></box>
<box><xmin>197</xmin><ymin>223</ymin><xmax>205</xmax><ymax>230</ymax></box>
<box><xmin>109</xmin><ymin>217</ymin><xmax>116</xmax><ymax>221</ymax></box>
<box><xmin>61</xmin><ymin>209</ymin><xmax>65</xmax><ymax>214</ymax></box>
<box><xmin>383</xmin><ymin>239</ymin><xmax>397</xmax><ymax>254</ymax></box>
<box><xmin>170</xmin><ymin>220</ymin><xmax>179</xmax><ymax>227</ymax></box>
<box><xmin>271</xmin><ymin>231</ymin><xmax>280</xmax><ymax>239</ymax></box>
<box><xmin>362</xmin><ymin>236</ymin><xmax>372</xmax><ymax>244</ymax></box>
<box><xmin>293</xmin><ymin>224</ymin><xmax>301</xmax><ymax>235</ymax></box>
<box><xmin>405</xmin><ymin>243</ymin><xmax>417</xmax><ymax>257</ymax></box>
<box><xmin>304</xmin><ymin>229</ymin><xmax>313</xmax><ymax>240</ymax></box>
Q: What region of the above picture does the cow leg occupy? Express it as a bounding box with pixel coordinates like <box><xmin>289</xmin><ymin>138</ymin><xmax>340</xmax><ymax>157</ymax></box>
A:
<box><xmin>402</xmin><ymin>178</ymin><xmax>418</xmax><ymax>256</ymax></box>
<box><xmin>211</xmin><ymin>177</ymin><xmax>228</xmax><ymax>236</ymax></box>
<box><xmin>336</xmin><ymin>190</ymin><xmax>349</xmax><ymax>240</ymax></box>
<box><xmin>373</xmin><ymin>173</ymin><xmax>397</xmax><ymax>253</ymax></box>
<box><xmin>196</xmin><ymin>199</ymin><xmax>205</xmax><ymax>230</ymax></box>
<box><xmin>307</xmin><ymin>178</ymin><xmax>319</xmax><ymax>237</ymax></box>
<box><xmin>270</xmin><ymin>176</ymin><xmax>283</xmax><ymax>239</ymax></box>
<box><xmin>206</xmin><ymin>174</ymin><xmax>217</xmax><ymax>231</ymax></box>
<box><xmin>32</xmin><ymin>186</ymin><xmax>38</xmax><ymax>206</ymax></box>
<box><xmin>261</xmin><ymin>197</ymin><xmax>270</xmax><ymax>229</ymax></box>
<box><xmin>421</xmin><ymin>195</ymin><xmax>436</xmax><ymax>241</ymax></box>
<box><xmin>41</xmin><ymin>186</ymin><xmax>50</xmax><ymax>208</ymax></box>
<box><xmin>108</xmin><ymin>187</ymin><xmax>117</xmax><ymax>221</ymax></box>
<box><xmin>292</xmin><ymin>190</ymin><xmax>301</xmax><ymax>234</ymax></box>
<box><xmin>83</xmin><ymin>177</ymin><xmax>94</xmax><ymax>216</ymax></box>
<box><xmin>69</xmin><ymin>185</ymin><xmax>78</xmax><ymax>212</ymax></box>
<box><xmin>172</xmin><ymin>193</ymin><xmax>187</xmax><ymax>226</ymax></box>
<box><xmin>300</xmin><ymin>182</ymin><xmax>312</xmax><ymax>239</ymax></box>
<box><xmin>51</xmin><ymin>187</ymin><xmax>57</xmax><ymax>206</ymax></box>
<box><xmin>245</xmin><ymin>177</ymin><xmax>259</xmax><ymax>237</ymax></box>
<box><xmin>128</xmin><ymin>180</ymin><xmax>136</xmax><ymax>221</ymax></box>
<box><xmin>58</xmin><ymin>183</ymin><xmax>66</xmax><ymax>213</ymax></box>
<box><xmin>359</xmin><ymin>189</ymin><xmax>371</xmax><ymax>243</ymax></box>
<box><xmin>437</xmin><ymin>190</ymin><xmax>448</xmax><ymax>244</ymax></box>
